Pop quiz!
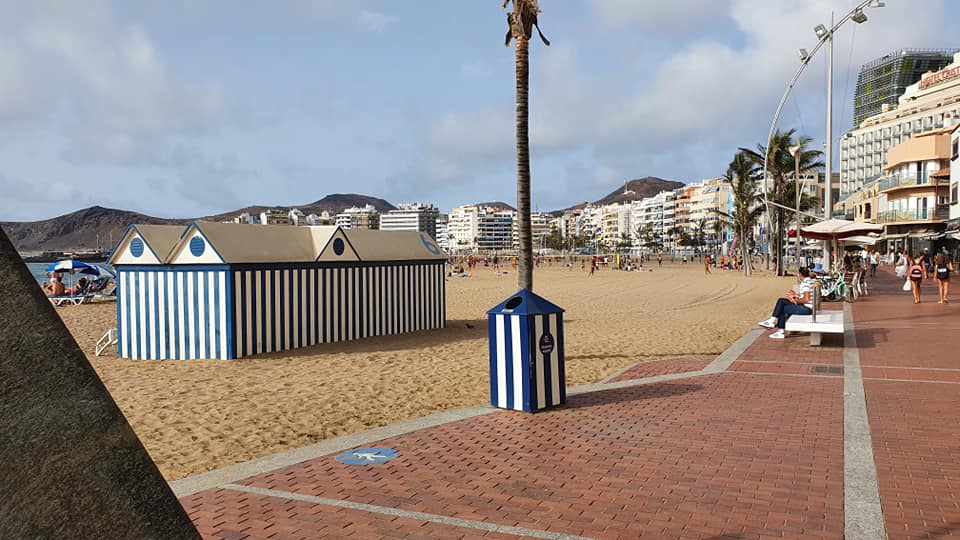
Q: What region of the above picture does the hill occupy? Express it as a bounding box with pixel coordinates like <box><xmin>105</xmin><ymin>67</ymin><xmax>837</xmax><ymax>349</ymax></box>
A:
<box><xmin>559</xmin><ymin>177</ymin><xmax>684</xmax><ymax>212</ymax></box>
<box><xmin>201</xmin><ymin>193</ymin><xmax>396</xmax><ymax>222</ymax></box>
<box><xmin>2</xmin><ymin>194</ymin><xmax>397</xmax><ymax>254</ymax></box>
<box><xmin>474</xmin><ymin>201</ymin><xmax>517</xmax><ymax>211</ymax></box>
<box><xmin>0</xmin><ymin>206</ymin><xmax>184</xmax><ymax>254</ymax></box>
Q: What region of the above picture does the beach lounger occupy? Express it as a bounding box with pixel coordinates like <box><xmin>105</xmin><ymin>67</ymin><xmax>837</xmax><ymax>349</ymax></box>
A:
<box><xmin>49</xmin><ymin>294</ymin><xmax>93</xmax><ymax>307</ymax></box>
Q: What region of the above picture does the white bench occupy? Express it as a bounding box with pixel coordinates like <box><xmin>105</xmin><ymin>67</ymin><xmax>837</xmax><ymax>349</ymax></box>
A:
<box><xmin>784</xmin><ymin>310</ymin><xmax>844</xmax><ymax>346</ymax></box>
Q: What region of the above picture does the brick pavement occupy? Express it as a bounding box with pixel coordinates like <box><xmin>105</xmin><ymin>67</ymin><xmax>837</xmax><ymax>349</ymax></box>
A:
<box><xmin>179</xmin><ymin>267</ymin><xmax>960</xmax><ymax>539</ymax></box>
<box><xmin>855</xmin><ymin>269</ymin><xmax>960</xmax><ymax>540</ymax></box>
<box><xmin>605</xmin><ymin>356</ymin><xmax>715</xmax><ymax>383</ymax></box>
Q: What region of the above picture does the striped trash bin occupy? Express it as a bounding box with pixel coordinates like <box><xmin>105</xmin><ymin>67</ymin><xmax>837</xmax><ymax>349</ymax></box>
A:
<box><xmin>487</xmin><ymin>289</ymin><xmax>565</xmax><ymax>413</ymax></box>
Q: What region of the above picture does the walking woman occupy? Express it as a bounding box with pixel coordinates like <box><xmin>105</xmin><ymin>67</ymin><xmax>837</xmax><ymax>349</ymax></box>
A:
<box><xmin>934</xmin><ymin>249</ymin><xmax>954</xmax><ymax>304</ymax></box>
<box><xmin>908</xmin><ymin>252</ymin><xmax>927</xmax><ymax>304</ymax></box>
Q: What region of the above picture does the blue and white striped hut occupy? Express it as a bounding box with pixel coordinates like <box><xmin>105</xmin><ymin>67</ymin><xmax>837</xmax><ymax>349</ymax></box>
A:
<box><xmin>108</xmin><ymin>221</ymin><xmax>447</xmax><ymax>360</ymax></box>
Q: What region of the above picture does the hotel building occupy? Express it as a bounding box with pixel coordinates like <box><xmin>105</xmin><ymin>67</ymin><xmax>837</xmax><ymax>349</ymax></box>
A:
<box><xmin>379</xmin><ymin>203</ymin><xmax>441</xmax><ymax>240</ymax></box>
<box><xmin>840</xmin><ymin>51</ymin><xmax>960</xmax><ymax>198</ymax></box>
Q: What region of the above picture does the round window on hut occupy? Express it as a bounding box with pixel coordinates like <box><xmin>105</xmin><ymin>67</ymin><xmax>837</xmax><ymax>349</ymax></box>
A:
<box><xmin>189</xmin><ymin>236</ymin><xmax>206</xmax><ymax>257</ymax></box>
<box><xmin>505</xmin><ymin>296</ymin><xmax>523</xmax><ymax>310</ymax></box>
<box><xmin>333</xmin><ymin>238</ymin><xmax>345</xmax><ymax>256</ymax></box>
<box><xmin>130</xmin><ymin>237</ymin><xmax>144</xmax><ymax>258</ymax></box>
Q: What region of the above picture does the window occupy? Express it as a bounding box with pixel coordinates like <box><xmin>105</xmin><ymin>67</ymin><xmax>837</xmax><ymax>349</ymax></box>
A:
<box><xmin>953</xmin><ymin>139</ymin><xmax>958</xmax><ymax>161</ymax></box>
<box><xmin>952</xmin><ymin>182</ymin><xmax>959</xmax><ymax>205</ymax></box>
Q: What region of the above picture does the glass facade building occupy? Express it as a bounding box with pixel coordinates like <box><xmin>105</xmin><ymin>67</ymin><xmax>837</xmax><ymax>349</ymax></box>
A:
<box><xmin>854</xmin><ymin>49</ymin><xmax>959</xmax><ymax>126</ymax></box>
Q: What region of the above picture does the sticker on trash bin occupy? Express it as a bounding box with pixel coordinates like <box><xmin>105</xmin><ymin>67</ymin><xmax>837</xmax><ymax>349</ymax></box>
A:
<box><xmin>539</xmin><ymin>333</ymin><xmax>555</xmax><ymax>355</ymax></box>
<box><xmin>335</xmin><ymin>447</ymin><xmax>398</xmax><ymax>465</ymax></box>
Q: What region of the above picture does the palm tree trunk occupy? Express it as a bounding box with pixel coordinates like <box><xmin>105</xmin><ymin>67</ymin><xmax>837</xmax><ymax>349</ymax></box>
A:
<box><xmin>515</xmin><ymin>35</ymin><xmax>532</xmax><ymax>291</ymax></box>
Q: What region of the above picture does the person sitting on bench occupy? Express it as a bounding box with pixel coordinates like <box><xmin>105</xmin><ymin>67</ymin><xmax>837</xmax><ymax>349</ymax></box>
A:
<box><xmin>758</xmin><ymin>267</ymin><xmax>814</xmax><ymax>340</ymax></box>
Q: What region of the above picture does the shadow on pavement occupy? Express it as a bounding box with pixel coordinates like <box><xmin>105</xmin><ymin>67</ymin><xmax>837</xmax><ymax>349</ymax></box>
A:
<box><xmin>563</xmin><ymin>382</ymin><xmax>704</xmax><ymax>409</ymax></box>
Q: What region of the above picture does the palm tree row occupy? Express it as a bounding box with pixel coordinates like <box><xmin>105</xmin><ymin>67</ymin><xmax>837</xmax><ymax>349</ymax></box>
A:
<box><xmin>714</xmin><ymin>129</ymin><xmax>823</xmax><ymax>276</ymax></box>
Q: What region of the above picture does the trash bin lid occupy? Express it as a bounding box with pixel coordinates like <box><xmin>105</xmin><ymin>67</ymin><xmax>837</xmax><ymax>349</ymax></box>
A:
<box><xmin>487</xmin><ymin>289</ymin><xmax>565</xmax><ymax>315</ymax></box>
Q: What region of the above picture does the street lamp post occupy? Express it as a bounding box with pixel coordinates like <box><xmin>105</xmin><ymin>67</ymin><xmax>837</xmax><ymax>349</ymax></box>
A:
<box><xmin>790</xmin><ymin>144</ymin><xmax>802</xmax><ymax>273</ymax></box>
<box><xmin>761</xmin><ymin>0</ymin><xmax>884</xmax><ymax>274</ymax></box>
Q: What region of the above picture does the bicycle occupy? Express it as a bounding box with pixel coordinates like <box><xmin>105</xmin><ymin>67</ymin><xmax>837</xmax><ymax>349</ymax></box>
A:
<box><xmin>817</xmin><ymin>273</ymin><xmax>854</xmax><ymax>302</ymax></box>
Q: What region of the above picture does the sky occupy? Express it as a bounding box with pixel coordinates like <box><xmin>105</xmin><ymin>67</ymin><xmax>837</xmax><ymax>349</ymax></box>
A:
<box><xmin>1</xmin><ymin>0</ymin><xmax>957</xmax><ymax>221</ymax></box>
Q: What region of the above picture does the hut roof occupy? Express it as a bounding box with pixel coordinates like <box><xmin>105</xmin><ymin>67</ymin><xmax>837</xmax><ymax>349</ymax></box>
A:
<box><xmin>184</xmin><ymin>221</ymin><xmax>319</xmax><ymax>263</ymax></box>
<box><xmin>135</xmin><ymin>225</ymin><xmax>186</xmax><ymax>258</ymax></box>
<box><xmin>115</xmin><ymin>222</ymin><xmax>446</xmax><ymax>265</ymax></box>
<box><xmin>340</xmin><ymin>229</ymin><xmax>447</xmax><ymax>261</ymax></box>
<box><xmin>108</xmin><ymin>224</ymin><xmax>185</xmax><ymax>265</ymax></box>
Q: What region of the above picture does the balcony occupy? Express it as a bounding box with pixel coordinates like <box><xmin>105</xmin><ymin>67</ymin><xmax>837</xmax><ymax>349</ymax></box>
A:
<box><xmin>875</xmin><ymin>205</ymin><xmax>950</xmax><ymax>224</ymax></box>
<box><xmin>878</xmin><ymin>174</ymin><xmax>948</xmax><ymax>192</ymax></box>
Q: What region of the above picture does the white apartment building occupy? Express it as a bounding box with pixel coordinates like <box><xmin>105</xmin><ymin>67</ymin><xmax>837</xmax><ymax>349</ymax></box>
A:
<box><xmin>288</xmin><ymin>208</ymin><xmax>305</xmax><ymax>226</ymax></box>
<box><xmin>511</xmin><ymin>212</ymin><xmax>552</xmax><ymax>250</ymax></box>
<box><xmin>335</xmin><ymin>204</ymin><xmax>380</xmax><ymax>230</ymax></box>
<box><xmin>233</xmin><ymin>212</ymin><xmax>259</xmax><ymax>225</ymax></box>
<box><xmin>260</xmin><ymin>209</ymin><xmax>289</xmax><ymax>225</ymax></box>
<box><xmin>380</xmin><ymin>203</ymin><xmax>440</xmax><ymax>240</ymax></box>
<box><xmin>434</xmin><ymin>213</ymin><xmax>449</xmax><ymax>251</ymax></box>
<box><xmin>449</xmin><ymin>205</ymin><xmax>480</xmax><ymax>252</ymax></box>
<box><xmin>841</xmin><ymin>52</ymin><xmax>960</xmax><ymax>197</ymax></box>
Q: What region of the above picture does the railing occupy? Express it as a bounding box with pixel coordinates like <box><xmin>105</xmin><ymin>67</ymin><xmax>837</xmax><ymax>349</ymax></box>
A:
<box><xmin>875</xmin><ymin>206</ymin><xmax>950</xmax><ymax>223</ymax></box>
<box><xmin>878</xmin><ymin>174</ymin><xmax>947</xmax><ymax>192</ymax></box>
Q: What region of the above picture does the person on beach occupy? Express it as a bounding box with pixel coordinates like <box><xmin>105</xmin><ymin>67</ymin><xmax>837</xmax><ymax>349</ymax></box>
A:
<box><xmin>908</xmin><ymin>253</ymin><xmax>927</xmax><ymax>304</ymax></box>
<box><xmin>42</xmin><ymin>275</ymin><xmax>66</xmax><ymax>297</ymax></box>
<box><xmin>704</xmin><ymin>254</ymin><xmax>711</xmax><ymax>274</ymax></box>
<box><xmin>657</xmin><ymin>255</ymin><xmax>662</xmax><ymax>267</ymax></box>
<box><xmin>869</xmin><ymin>251</ymin><xmax>878</xmax><ymax>277</ymax></box>
<box><xmin>758</xmin><ymin>267</ymin><xmax>814</xmax><ymax>340</ymax></box>
<box><xmin>934</xmin><ymin>250</ymin><xmax>953</xmax><ymax>304</ymax></box>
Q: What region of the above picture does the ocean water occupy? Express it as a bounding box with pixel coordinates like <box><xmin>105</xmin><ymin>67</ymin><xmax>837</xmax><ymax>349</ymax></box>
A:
<box><xmin>25</xmin><ymin>262</ymin><xmax>115</xmax><ymax>285</ymax></box>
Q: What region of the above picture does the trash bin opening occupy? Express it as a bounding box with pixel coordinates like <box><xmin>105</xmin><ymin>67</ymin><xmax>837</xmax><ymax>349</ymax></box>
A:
<box><xmin>504</xmin><ymin>296</ymin><xmax>523</xmax><ymax>310</ymax></box>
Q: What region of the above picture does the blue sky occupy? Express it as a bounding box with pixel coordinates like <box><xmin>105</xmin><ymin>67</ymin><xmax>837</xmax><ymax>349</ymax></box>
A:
<box><xmin>0</xmin><ymin>0</ymin><xmax>956</xmax><ymax>221</ymax></box>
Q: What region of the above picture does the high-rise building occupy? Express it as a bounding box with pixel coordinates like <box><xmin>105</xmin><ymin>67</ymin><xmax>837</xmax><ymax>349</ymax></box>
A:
<box><xmin>853</xmin><ymin>49</ymin><xmax>959</xmax><ymax>126</ymax></box>
<box><xmin>840</xmin><ymin>52</ymin><xmax>960</xmax><ymax>198</ymax></box>
<box><xmin>379</xmin><ymin>203</ymin><xmax>440</xmax><ymax>239</ymax></box>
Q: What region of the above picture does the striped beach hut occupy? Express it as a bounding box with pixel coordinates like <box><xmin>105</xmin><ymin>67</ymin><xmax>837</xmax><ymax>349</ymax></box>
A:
<box><xmin>109</xmin><ymin>221</ymin><xmax>447</xmax><ymax>360</ymax></box>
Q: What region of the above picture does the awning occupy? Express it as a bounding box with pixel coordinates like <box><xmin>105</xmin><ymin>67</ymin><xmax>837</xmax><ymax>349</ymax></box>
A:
<box><xmin>882</xmin><ymin>233</ymin><xmax>908</xmax><ymax>240</ymax></box>
<box><xmin>949</xmin><ymin>232</ymin><xmax>960</xmax><ymax>241</ymax></box>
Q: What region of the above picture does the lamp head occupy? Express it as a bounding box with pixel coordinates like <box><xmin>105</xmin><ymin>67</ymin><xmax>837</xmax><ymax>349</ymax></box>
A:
<box><xmin>814</xmin><ymin>24</ymin><xmax>828</xmax><ymax>39</ymax></box>
<box><xmin>851</xmin><ymin>9</ymin><xmax>867</xmax><ymax>23</ymax></box>
<box><xmin>799</xmin><ymin>48</ymin><xmax>809</xmax><ymax>62</ymax></box>
<box><xmin>868</xmin><ymin>0</ymin><xmax>885</xmax><ymax>7</ymax></box>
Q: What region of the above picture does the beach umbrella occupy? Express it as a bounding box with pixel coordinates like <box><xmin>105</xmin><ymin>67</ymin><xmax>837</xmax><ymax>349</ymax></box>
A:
<box><xmin>800</xmin><ymin>219</ymin><xmax>883</xmax><ymax>241</ymax></box>
<box><xmin>45</xmin><ymin>260</ymin><xmax>113</xmax><ymax>276</ymax></box>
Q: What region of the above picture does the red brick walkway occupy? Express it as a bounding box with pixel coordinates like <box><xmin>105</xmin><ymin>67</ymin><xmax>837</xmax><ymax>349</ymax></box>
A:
<box><xmin>178</xmin><ymin>266</ymin><xmax>960</xmax><ymax>539</ymax></box>
<box><xmin>855</xmin><ymin>269</ymin><xmax>960</xmax><ymax>540</ymax></box>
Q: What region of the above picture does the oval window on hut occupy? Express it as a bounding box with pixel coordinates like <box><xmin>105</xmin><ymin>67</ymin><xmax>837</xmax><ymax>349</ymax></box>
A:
<box><xmin>130</xmin><ymin>238</ymin><xmax>144</xmax><ymax>258</ymax></box>
<box><xmin>333</xmin><ymin>238</ymin><xmax>345</xmax><ymax>256</ymax></box>
<box><xmin>189</xmin><ymin>236</ymin><xmax>206</xmax><ymax>257</ymax></box>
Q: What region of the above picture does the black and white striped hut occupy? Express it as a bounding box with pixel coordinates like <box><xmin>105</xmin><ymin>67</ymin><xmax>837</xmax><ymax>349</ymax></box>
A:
<box><xmin>109</xmin><ymin>221</ymin><xmax>447</xmax><ymax>360</ymax></box>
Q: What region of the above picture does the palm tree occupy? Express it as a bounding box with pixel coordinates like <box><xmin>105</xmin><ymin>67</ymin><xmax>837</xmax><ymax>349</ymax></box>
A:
<box><xmin>503</xmin><ymin>0</ymin><xmax>549</xmax><ymax>291</ymax></box>
<box><xmin>740</xmin><ymin>129</ymin><xmax>823</xmax><ymax>276</ymax></box>
<box><xmin>714</xmin><ymin>151</ymin><xmax>765</xmax><ymax>276</ymax></box>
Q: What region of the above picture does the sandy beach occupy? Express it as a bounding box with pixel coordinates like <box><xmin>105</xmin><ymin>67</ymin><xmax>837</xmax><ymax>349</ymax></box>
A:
<box><xmin>57</xmin><ymin>261</ymin><xmax>793</xmax><ymax>481</ymax></box>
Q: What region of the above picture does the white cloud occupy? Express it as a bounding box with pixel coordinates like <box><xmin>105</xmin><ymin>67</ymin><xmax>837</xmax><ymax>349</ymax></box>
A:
<box><xmin>358</xmin><ymin>10</ymin><xmax>396</xmax><ymax>32</ymax></box>
<box><xmin>418</xmin><ymin>0</ymin><xmax>952</xmax><ymax>196</ymax></box>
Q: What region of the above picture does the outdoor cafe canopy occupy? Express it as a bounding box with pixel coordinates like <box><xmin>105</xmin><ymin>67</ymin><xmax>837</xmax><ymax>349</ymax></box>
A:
<box><xmin>800</xmin><ymin>219</ymin><xmax>883</xmax><ymax>241</ymax></box>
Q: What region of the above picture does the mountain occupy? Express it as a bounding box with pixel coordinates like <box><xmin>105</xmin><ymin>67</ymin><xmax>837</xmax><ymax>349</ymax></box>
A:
<box><xmin>2</xmin><ymin>194</ymin><xmax>397</xmax><ymax>254</ymax></box>
<box><xmin>1</xmin><ymin>206</ymin><xmax>184</xmax><ymax>254</ymax></box>
<box><xmin>201</xmin><ymin>193</ymin><xmax>397</xmax><ymax>222</ymax></box>
<box><xmin>474</xmin><ymin>201</ymin><xmax>517</xmax><ymax>211</ymax></box>
<box><xmin>559</xmin><ymin>177</ymin><xmax>685</xmax><ymax>212</ymax></box>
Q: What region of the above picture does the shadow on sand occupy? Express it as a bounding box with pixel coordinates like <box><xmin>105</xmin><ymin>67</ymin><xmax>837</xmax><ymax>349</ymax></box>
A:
<box><xmin>238</xmin><ymin>318</ymin><xmax>489</xmax><ymax>360</ymax></box>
